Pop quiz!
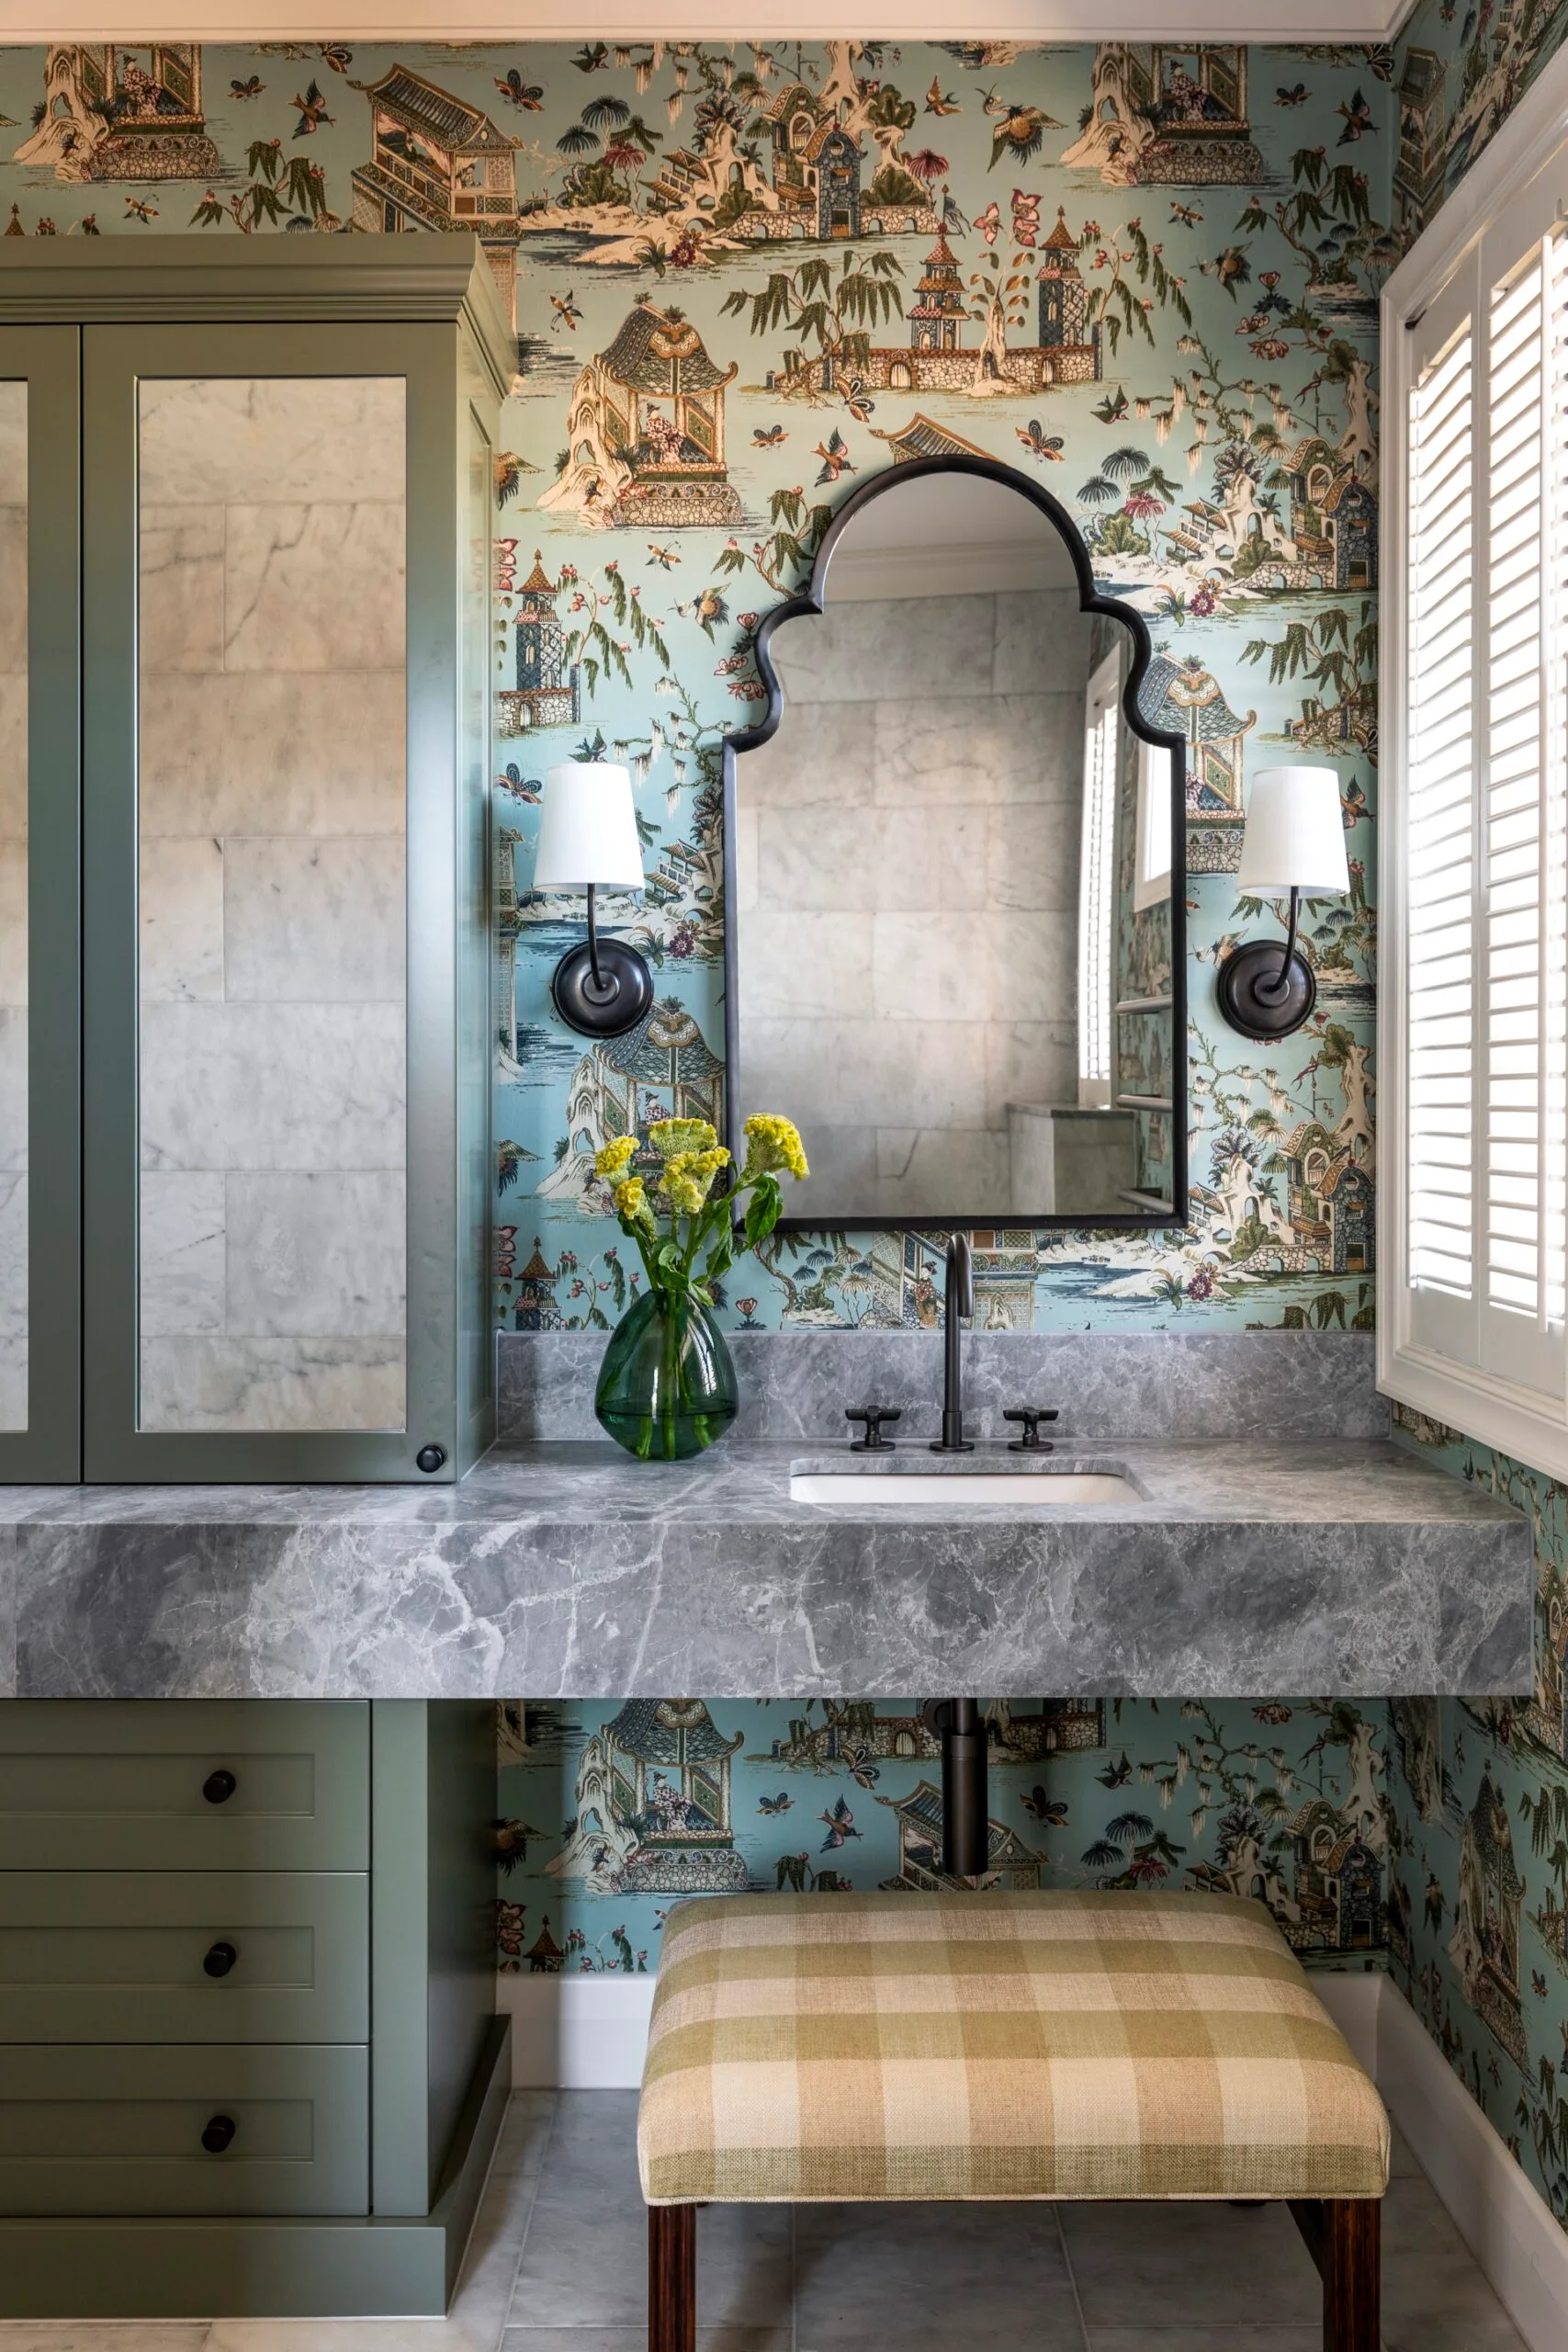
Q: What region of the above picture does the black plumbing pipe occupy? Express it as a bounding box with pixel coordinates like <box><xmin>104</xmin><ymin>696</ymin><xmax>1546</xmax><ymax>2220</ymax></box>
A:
<box><xmin>941</xmin><ymin>1696</ymin><xmax>988</xmax><ymax>1878</ymax></box>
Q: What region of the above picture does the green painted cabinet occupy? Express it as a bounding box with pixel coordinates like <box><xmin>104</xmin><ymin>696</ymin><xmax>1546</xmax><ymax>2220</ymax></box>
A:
<box><xmin>0</xmin><ymin>1872</ymin><xmax>368</xmax><ymax>2043</ymax></box>
<box><xmin>0</xmin><ymin>1698</ymin><xmax>508</xmax><ymax>2317</ymax></box>
<box><xmin>0</xmin><ymin>237</ymin><xmax>507</xmax><ymax>1485</ymax></box>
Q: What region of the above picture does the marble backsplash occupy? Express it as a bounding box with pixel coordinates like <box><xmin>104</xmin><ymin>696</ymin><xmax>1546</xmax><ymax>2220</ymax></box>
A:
<box><xmin>496</xmin><ymin>1327</ymin><xmax>1391</xmax><ymax>1445</ymax></box>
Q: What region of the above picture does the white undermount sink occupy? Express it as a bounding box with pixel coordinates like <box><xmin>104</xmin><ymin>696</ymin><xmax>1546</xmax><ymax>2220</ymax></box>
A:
<box><xmin>789</xmin><ymin>1470</ymin><xmax>1137</xmax><ymax>1507</ymax></box>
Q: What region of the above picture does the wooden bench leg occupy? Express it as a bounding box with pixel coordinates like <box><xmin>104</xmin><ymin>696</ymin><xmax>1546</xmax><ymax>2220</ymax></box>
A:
<box><xmin>1323</xmin><ymin>2198</ymin><xmax>1380</xmax><ymax>2352</ymax></box>
<box><xmin>649</xmin><ymin>2202</ymin><xmax>695</xmax><ymax>2352</ymax></box>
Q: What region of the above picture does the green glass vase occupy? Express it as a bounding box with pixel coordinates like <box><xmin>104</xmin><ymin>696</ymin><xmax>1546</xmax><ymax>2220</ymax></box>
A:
<box><xmin>594</xmin><ymin>1288</ymin><xmax>739</xmax><ymax>1461</ymax></box>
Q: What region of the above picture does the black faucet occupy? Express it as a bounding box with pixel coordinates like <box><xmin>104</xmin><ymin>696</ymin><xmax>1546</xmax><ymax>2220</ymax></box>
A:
<box><xmin>931</xmin><ymin>1231</ymin><xmax>975</xmax><ymax>1453</ymax></box>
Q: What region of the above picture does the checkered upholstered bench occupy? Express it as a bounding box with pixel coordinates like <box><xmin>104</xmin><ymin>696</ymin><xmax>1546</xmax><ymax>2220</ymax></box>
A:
<box><xmin>638</xmin><ymin>1889</ymin><xmax>1389</xmax><ymax>2352</ymax></box>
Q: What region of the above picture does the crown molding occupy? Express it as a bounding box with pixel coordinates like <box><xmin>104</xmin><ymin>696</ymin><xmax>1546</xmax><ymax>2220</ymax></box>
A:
<box><xmin>0</xmin><ymin>4</ymin><xmax>1414</xmax><ymax>46</ymax></box>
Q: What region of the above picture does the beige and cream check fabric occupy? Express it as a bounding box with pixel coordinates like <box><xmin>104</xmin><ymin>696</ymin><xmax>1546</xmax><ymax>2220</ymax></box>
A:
<box><xmin>638</xmin><ymin>1889</ymin><xmax>1389</xmax><ymax>2205</ymax></box>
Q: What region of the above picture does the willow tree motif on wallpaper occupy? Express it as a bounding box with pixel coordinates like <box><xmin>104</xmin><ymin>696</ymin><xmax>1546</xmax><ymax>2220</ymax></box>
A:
<box><xmin>494</xmin><ymin>1694</ymin><xmax>1388</xmax><ymax>1978</ymax></box>
<box><xmin>1</xmin><ymin>35</ymin><xmax>1382</xmax><ymax>1332</ymax></box>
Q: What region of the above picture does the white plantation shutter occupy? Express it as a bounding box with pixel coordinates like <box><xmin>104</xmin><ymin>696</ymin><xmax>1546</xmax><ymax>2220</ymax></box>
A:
<box><xmin>1389</xmin><ymin>107</ymin><xmax>1568</xmax><ymax>1463</ymax></box>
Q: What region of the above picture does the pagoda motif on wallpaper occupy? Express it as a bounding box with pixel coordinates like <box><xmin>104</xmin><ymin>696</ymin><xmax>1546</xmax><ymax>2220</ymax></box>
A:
<box><xmin>349</xmin><ymin>64</ymin><xmax>524</xmax><ymax>339</ymax></box>
<box><xmin>498</xmin><ymin>550</ymin><xmax>583</xmax><ymax>735</ymax></box>
<box><xmin>548</xmin><ymin>1701</ymin><xmax>750</xmax><ymax>1896</ymax></box>
<box><xmin>543</xmin><ymin>300</ymin><xmax>742</xmax><ymax>530</ymax></box>
<box><xmin>16</xmin><ymin>44</ymin><xmax>220</xmax><ymax>181</ymax></box>
<box><xmin>840</xmin><ymin>212</ymin><xmax>1103</xmax><ymax>397</ymax></box>
<box><xmin>1139</xmin><ymin>651</ymin><xmax>1255</xmax><ymax>873</ymax></box>
<box><xmin>537</xmin><ymin>996</ymin><xmax>725</xmax><ymax>1215</ymax></box>
<box><xmin>1062</xmin><ymin>44</ymin><xmax>1264</xmax><ymax>186</ymax></box>
<box><xmin>1450</xmin><ymin>1770</ymin><xmax>1528</xmax><ymax>2067</ymax></box>
<box><xmin>878</xmin><ymin>1781</ymin><xmax>1052</xmax><ymax>1891</ymax></box>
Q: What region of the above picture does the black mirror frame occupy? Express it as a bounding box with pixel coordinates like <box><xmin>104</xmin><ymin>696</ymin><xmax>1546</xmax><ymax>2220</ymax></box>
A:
<box><xmin>719</xmin><ymin>450</ymin><xmax>1189</xmax><ymax>1236</ymax></box>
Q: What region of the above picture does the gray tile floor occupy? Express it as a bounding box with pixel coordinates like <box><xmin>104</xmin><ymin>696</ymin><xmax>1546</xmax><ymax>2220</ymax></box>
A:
<box><xmin>0</xmin><ymin>2092</ymin><xmax>1537</xmax><ymax>2352</ymax></box>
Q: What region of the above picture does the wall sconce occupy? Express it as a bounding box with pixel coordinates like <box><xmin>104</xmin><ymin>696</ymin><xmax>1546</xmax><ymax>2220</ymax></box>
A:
<box><xmin>532</xmin><ymin>760</ymin><xmax>654</xmax><ymax>1039</ymax></box>
<box><xmin>1216</xmin><ymin>764</ymin><xmax>1349</xmax><ymax>1041</ymax></box>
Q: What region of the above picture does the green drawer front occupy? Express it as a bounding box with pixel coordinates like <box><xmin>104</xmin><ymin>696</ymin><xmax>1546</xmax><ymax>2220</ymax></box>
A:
<box><xmin>0</xmin><ymin>1702</ymin><xmax>368</xmax><ymax>1871</ymax></box>
<box><xmin>0</xmin><ymin>1873</ymin><xmax>367</xmax><ymax>2044</ymax></box>
<box><xmin>0</xmin><ymin>2044</ymin><xmax>367</xmax><ymax>2216</ymax></box>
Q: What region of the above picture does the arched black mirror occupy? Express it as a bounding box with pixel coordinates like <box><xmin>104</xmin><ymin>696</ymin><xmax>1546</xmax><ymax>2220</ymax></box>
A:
<box><xmin>721</xmin><ymin>454</ymin><xmax>1187</xmax><ymax>1232</ymax></box>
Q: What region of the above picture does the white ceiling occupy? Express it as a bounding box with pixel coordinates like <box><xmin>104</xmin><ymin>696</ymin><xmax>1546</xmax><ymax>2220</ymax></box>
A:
<box><xmin>0</xmin><ymin>4</ymin><xmax>1412</xmax><ymax>45</ymax></box>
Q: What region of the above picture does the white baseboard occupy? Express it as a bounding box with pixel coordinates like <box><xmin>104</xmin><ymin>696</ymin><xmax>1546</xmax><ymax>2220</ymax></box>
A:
<box><xmin>502</xmin><ymin>1968</ymin><xmax>1568</xmax><ymax>2351</ymax></box>
<box><xmin>500</xmin><ymin>1973</ymin><xmax>655</xmax><ymax>2090</ymax></box>
<box><xmin>1371</xmin><ymin>1975</ymin><xmax>1568</xmax><ymax>2352</ymax></box>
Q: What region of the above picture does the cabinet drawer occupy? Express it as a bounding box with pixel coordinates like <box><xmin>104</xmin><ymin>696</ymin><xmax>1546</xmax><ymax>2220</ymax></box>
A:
<box><xmin>0</xmin><ymin>2043</ymin><xmax>367</xmax><ymax>2215</ymax></box>
<box><xmin>0</xmin><ymin>1702</ymin><xmax>367</xmax><ymax>1870</ymax></box>
<box><xmin>0</xmin><ymin>1872</ymin><xmax>367</xmax><ymax>2043</ymax></box>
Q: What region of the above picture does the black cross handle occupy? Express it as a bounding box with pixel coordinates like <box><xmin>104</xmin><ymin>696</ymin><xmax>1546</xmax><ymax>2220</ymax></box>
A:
<box><xmin>845</xmin><ymin>1407</ymin><xmax>901</xmax><ymax>1452</ymax></box>
<box><xmin>1003</xmin><ymin>1408</ymin><xmax>1059</xmax><ymax>1452</ymax></box>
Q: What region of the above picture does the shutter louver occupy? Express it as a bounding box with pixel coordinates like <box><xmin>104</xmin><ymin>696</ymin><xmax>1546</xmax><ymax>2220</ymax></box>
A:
<box><xmin>1406</xmin><ymin>329</ymin><xmax>1476</xmax><ymax>1308</ymax></box>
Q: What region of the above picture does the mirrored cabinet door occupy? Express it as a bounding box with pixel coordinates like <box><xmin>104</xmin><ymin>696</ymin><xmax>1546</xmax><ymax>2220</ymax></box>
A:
<box><xmin>0</xmin><ymin>329</ymin><xmax>80</xmax><ymax>1484</ymax></box>
<box><xmin>130</xmin><ymin>368</ymin><xmax>411</xmax><ymax>1443</ymax></box>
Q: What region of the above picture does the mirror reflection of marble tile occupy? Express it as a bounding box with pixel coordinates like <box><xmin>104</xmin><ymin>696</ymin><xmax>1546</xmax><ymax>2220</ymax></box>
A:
<box><xmin>135</xmin><ymin>376</ymin><xmax>408</xmax><ymax>1435</ymax></box>
<box><xmin>139</xmin><ymin>1335</ymin><xmax>405</xmax><ymax>1436</ymax></box>
<box><xmin>0</xmin><ymin>382</ymin><xmax>25</xmax><ymax>1428</ymax></box>
<box><xmin>140</xmin><ymin>672</ymin><xmax>404</xmax><ymax>839</ymax></box>
<box><xmin>734</xmin><ymin>522</ymin><xmax>1160</xmax><ymax>1223</ymax></box>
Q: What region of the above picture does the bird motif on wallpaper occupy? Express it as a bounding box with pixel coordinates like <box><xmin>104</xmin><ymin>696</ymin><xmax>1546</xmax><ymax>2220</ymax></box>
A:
<box><xmin>676</xmin><ymin>584</ymin><xmax>728</xmax><ymax>637</ymax></box>
<box><xmin>1097</xmin><ymin>1751</ymin><xmax>1134</xmax><ymax>1789</ymax></box>
<box><xmin>572</xmin><ymin>43</ymin><xmax>612</xmax><ymax>72</ymax></box>
<box><xmin>925</xmin><ymin>74</ymin><xmax>961</xmax><ymax>116</ymax></box>
<box><xmin>495</xmin><ymin>68</ymin><xmax>545</xmax><ymax>111</ymax></box>
<box><xmin>818</xmin><ymin>1797</ymin><xmax>862</xmax><ymax>1851</ymax></box>
<box><xmin>979</xmin><ymin>89</ymin><xmax>1061</xmax><ymax>169</ymax></box>
<box><xmin>1093</xmin><ymin>388</ymin><xmax>1130</xmax><ymax>423</ymax></box>
<box><xmin>814</xmin><ymin>428</ymin><xmax>855</xmax><ymax>485</ymax></box>
<box><xmin>1337</xmin><ymin>88</ymin><xmax>1375</xmax><ymax>143</ymax></box>
<box><xmin>291</xmin><ymin>81</ymin><xmax>333</xmax><ymax>136</ymax></box>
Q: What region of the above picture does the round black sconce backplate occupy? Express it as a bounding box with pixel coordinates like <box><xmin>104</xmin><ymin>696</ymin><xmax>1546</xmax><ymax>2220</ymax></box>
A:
<box><xmin>1215</xmin><ymin>939</ymin><xmax>1317</xmax><ymax>1042</ymax></box>
<box><xmin>551</xmin><ymin>938</ymin><xmax>655</xmax><ymax>1038</ymax></box>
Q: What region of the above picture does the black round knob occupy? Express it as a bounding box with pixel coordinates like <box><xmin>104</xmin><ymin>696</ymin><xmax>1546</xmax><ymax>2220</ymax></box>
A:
<box><xmin>203</xmin><ymin>1940</ymin><xmax>237</xmax><ymax>1979</ymax></box>
<box><xmin>416</xmin><ymin>1443</ymin><xmax>447</xmax><ymax>1474</ymax></box>
<box><xmin>202</xmin><ymin>1769</ymin><xmax>237</xmax><ymax>1805</ymax></box>
<box><xmin>201</xmin><ymin>2114</ymin><xmax>236</xmax><ymax>2154</ymax></box>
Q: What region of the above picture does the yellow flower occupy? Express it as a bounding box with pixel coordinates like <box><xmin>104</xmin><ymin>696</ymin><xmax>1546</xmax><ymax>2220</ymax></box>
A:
<box><xmin>660</xmin><ymin>1164</ymin><xmax>710</xmax><ymax>1217</ymax></box>
<box><xmin>648</xmin><ymin>1116</ymin><xmax>717</xmax><ymax>1159</ymax></box>
<box><xmin>742</xmin><ymin>1112</ymin><xmax>809</xmax><ymax>1182</ymax></box>
<box><xmin>612</xmin><ymin>1174</ymin><xmax>654</xmax><ymax>1231</ymax></box>
<box><xmin>594</xmin><ymin>1134</ymin><xmax>638</xmax><ymax>1180</ymax></box>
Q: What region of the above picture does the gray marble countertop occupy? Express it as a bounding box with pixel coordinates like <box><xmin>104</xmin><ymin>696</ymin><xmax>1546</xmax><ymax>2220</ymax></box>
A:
<box><xmin>0</xmin><ymin>1435</ymin><xmax>1533</xmax><ymax>1702</ymax></box>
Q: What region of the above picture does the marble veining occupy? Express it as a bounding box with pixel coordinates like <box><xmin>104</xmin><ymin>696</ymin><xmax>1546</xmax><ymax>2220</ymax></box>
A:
<box><xmin>497</xmin><ymin>1328</ymin><xmax>1394</xmax><ymax>1444</ymax></box>
<box><xmin>0</xmin><ymin>1428</ymin><xmax>1531</xmax><ymax>1703</ymax></box>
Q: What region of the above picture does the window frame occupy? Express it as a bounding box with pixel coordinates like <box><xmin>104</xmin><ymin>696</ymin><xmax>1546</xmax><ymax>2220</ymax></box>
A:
<box><xmin>1381</xmin><ymin>42</ymin><xmax>1568</xmax><ymax>1469</ymax></box>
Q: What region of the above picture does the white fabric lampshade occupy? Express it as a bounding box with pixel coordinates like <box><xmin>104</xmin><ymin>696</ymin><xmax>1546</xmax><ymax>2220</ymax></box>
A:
<box><xmin>532</xmin><ymin>761</ymin><xmax>645</xmax><ymax>891</ymax></box>
<box><xmin>1236</xmin><ymin>764</ymin><xmax>1349</xmax><ymax>895</ymax></box>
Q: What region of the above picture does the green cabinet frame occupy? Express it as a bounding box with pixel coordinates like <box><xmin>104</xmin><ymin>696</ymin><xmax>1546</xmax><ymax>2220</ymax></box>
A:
<box><xmin>0</xmin><ymin>327</ymin><xmax>82</xmax><ymax>1484</ymax></box>
<box><xmin>0</xmin><ymin>240</ymin><xmax>510</xmax><ymax>1483</ymax></box>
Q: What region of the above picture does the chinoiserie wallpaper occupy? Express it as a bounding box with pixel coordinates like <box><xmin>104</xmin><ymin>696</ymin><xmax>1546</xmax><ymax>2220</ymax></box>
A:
<box><xmin>23</xmin><ymin>19</ymin><xmax>1568</xmax><ymax>2230</ymax></box>
<box><xmin>0</xmin><ymin>33</ymin><xmax>1381</xmax><ymax>1336</ymax></box>
<box><xmin>1378</xmin><ymin>0</ymin><xmax>1568</xmax><ymax>2245</ymax></box>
